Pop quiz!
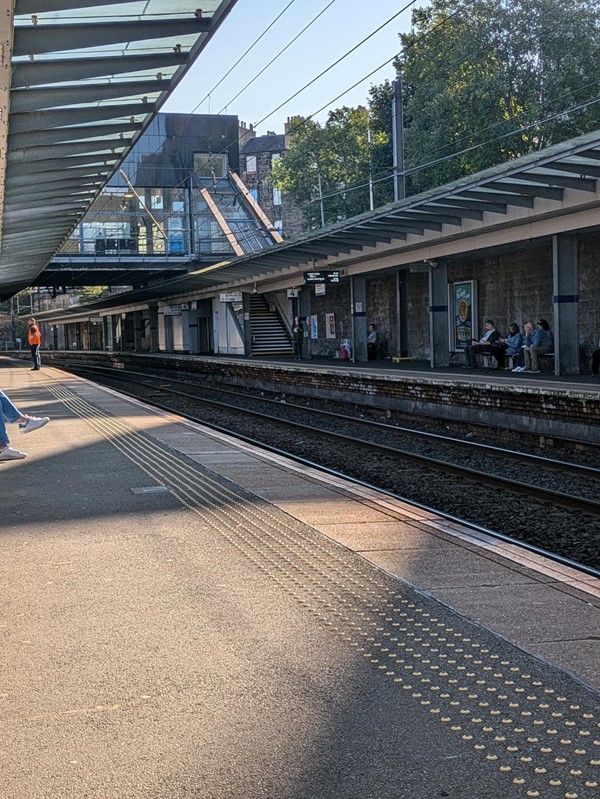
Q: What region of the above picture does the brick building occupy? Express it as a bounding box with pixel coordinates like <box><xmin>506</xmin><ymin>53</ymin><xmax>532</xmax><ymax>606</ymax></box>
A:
<box><xmin>239</xmin><ymin>124</ymin><xmax>304</xmax><ymax>240</ymax></box>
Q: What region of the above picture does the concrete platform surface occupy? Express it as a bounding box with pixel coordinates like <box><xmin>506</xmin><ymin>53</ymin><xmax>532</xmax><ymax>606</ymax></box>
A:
<box><xmin>1</xmin><ymin>362</ymin><xmax>599</xmax><ymax>799</ymax></box>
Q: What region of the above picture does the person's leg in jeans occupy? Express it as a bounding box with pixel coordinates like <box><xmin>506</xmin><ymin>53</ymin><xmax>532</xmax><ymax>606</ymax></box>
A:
<box><xmin>0</xmin><ymin>388</ymin><xmax>22</xmax><ymax>426</ymax></box>
<box><xmin>30</xmin><ymin>344</ymin><xmax>40</xmax><ymax>369</ymax></box>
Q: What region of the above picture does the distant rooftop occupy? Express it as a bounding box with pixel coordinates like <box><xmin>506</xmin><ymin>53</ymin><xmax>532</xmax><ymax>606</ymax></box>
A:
<box><xmin>241</xmin><ymin>135</ymin><xmax>286</xmax><ymax>155</ymax></box>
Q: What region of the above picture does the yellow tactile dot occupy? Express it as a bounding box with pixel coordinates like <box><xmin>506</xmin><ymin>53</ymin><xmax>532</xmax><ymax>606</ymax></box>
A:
<box><xmin>507</xmin><ymin>746</ymin><xmax>519</xmax><ymax>752</ymax></box>
<box><xmin>549</xmin><ymin>780</ymin><xmax>562</xmax><ymax>786</ymax></box>
<box><xmin>451</xmin><ymin>725</ymin><xmax>462</xmax><ymax>731</ymax></box>
<box><xmin>552</xmin><ymin>712</ymin><xmax>564</xmax><ymax>718</ymax></box>
<box><xmin>547</xmin><ymin>729</ymin><xmax>558</xmax><ymax>735</ymax></box>
<box><xmin>527</xmin><ymin>737</ymin><xmax>539</xmax><ymax>743</ymax></box>
<box><xmin>474</xmin><ymin>744</ymin><xmax>485</xmax><ymax>751</ymax></box>
<box><xmin>582</xmin><ymin>713</ymin><xmax>594</xmax><ymax>719</ymax></box>
<box><xmin>590</xmin><ymin>759</ymin><xmax>600</xmax><ymax>766</ymax></box>
<box><xmin>555</xmin><ymin>757</ymin><xmax>567</xmax><ymax>764</ymax></box>
<box><xmin>461</xmin><ymin>734</ymin><xmax>473</xmax><ymax>741</ymax></box>
<box><xmin>499</xmin><ymin>766</ymin><xmax>511</xmax><ymax>772</ymax></box>
<box><xmin>564</xmin><ymin>793</ymin><xmax>579</xmax><ymax>799</ymax></box>
<box><xmin>534</xmin><ymin>768</ymin><xmax>547</xmax><ymax>774</ymax></box>
<box><xmin>585</xmin><ymin>781</ymin><xmax>598</xmax><ymax>788</ymax></box>
<box><xmin>512</xmin><ymin>778</ymin><xmax>525</xmax><ymax>785</ymax></box>
<box><xmin>579</xmin><ymin>730</ymin><xmax>591</xmax><ymax>736</ymax></box>
<box><xmin>569</xmin><ymin>770</ymin><xmax>582</xmax><ymax>776</ymax></box>
<box><xmin>495</xmin><ymin>736</ymin><xmax>506</xmax><ymax>742</ymax></box>
<box><xmin>486</xmin><ymin>754</ymin><xmax>498</xmax><ymax>761</ymax></box>
<box><xmin>441</xmin><ymin>717</ymin><xmax>451</xmax><ymax>723</ymax></box>
<box><xmin>520</xmin><ymin>756</ymin><xmax>532</xmax><ymax>763</ymax></box>
<box><xmin>560</xmin><ymin>739</ymin><xmax>573</xmax><ymax>745</ymax></box>
<box><xmin>526</xmin><ymin>791</ymin><xmax>540</xmax><ymax>797</ymax></box>
<box><xmin>574</xmin><ymin>749</ymin><xmax>586</xmax><ymax>755</ymax></box>
<box><xmin>483</xmin><ymin>726</ymin><xmax>494</xmax><ymax>733</ymax></box>
<box><xmin>540</xmin><ymin>747</ymin><xmax>552</xmax><ymax>753</ymax></box>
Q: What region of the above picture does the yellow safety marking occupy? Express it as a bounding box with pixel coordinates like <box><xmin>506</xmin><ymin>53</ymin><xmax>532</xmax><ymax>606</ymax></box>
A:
<box><xmin>39</xmin><ymin>376</ymin><xmax>600</xmax><ymax>797</ymax></box>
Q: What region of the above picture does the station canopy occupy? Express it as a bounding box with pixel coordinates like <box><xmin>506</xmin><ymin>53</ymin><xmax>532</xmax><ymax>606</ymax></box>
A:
<box><xmin>0</xmin><ymin>0</ymin><xmax>238</xmax><ymax>300</ymax></box>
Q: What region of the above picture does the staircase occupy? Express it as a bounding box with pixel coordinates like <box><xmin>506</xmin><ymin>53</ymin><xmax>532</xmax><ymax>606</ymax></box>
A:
<box><xmin>249</xmin><ymin>295</ymin><xmax>293</xmax><ymax>356</ymax></box>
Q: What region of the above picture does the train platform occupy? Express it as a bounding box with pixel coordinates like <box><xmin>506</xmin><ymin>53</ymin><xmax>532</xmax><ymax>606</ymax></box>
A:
<box><xmin>1</xmin><ymin>361</ymin><xmax>599</xmax><ymax>799</ymax></box>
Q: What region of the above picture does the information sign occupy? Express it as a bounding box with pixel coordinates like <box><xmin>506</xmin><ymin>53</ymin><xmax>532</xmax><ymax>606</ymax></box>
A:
<box><xmin>304</xmin><ymin>270</ymin><xmax>341</xmax><ymax>284</ymax></box>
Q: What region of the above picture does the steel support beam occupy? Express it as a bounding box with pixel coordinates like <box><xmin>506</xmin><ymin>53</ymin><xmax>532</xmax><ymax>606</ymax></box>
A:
<box><xmin>11</xmin><ymin>53</ymin><xmax>188</xmax><ymax>87</ymax></box>
<box><xmin>13</xmin><ymin>17</ymin><xmax>211</xmax><ymax>57</ymax></box>
<box><xmin>10</xmin><ymin>103</ymin><xmax>153</xmax><ymax>134</ymax></box>
<box><xmin>11</xmin><ymin>82</ymin><xmax>167</xmax><ymax>112</ymax></box>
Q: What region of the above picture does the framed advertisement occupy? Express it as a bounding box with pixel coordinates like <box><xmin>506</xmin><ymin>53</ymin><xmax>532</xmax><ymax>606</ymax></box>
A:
<box><xmin>325</xmin><ymin>312</ymin><xmax>336</xmax><ymax>339</ymax></box>
<box><xmin>310</xmin><ymin>314</ymin><xmax>318</xmax><ymax>339</ymax></box>
<box><xmin>449</xmin><ymin>280</ymin><xmax>477</xmax><ymax>351</ymax></box>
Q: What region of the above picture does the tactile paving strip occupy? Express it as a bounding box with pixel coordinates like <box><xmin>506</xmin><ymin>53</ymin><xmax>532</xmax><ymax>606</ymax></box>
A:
<box><xmin>43</xmin><ymin>376</ymin><xmax>600</xmax><ymax>799</ymax></box>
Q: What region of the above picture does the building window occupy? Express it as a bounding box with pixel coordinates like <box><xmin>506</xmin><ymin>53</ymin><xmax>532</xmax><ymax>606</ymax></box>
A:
<box><xmin>272</xmin><ymin>187</ymin><xmax>282</xmax><ymax>206</ymax></box>
<box><xmin>271</xmin><ymin>153</ymin><xmax>280</xmax><ymax>167</ymax></box>
<box><xmin>249</xmin><ymin>188</ymin><xmax>258</xmax><ymax>203</ymax></box>
<box><xmin>194</xmin><ymin>152</ymin><xmax>227</xmax><ymax>178</ymax></box>
<box><xmin>274</xmin><ymin>219</ymin><xmax>283</xmax><ymax>235</ymax></box>
<box><xmin>246</xmin><ymin>155</ymin><xmax>257</xmax><ymax>173</ymax></box>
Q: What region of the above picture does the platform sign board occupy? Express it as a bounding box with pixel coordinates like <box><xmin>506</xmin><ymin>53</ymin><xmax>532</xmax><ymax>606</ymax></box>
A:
<box><xmin>304</xmin><ymin>270</ymin><xmax>341</xmax><ymax>284</ymax></box>
<box><xmin>449</xmin><ymin>280</ymin><xmax>477</xmax><ymax>351</ymax></box>
<box><xmin>162</xmin><ymin>305</ymin><xmax>182</xmax><ymax>316</ymax></box>
<box><xmin>287</xmin><ymin>288</ymin><xmax>300</xmax><ymax>298</ymax></box>
<box><xmin>220</xmin><ymin>292</ymin><xmax>243</xmax><ymax>303</ymax></box>
<box><xmin>315</xmin><ymin>283</ymin><xmax>326</xmax><ymax>296</ymax></box>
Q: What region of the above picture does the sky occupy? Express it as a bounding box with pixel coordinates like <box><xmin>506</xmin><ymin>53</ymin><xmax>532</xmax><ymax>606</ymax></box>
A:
<box><xmin>162</xmin><ymin>0</ymin><xmax>422</xmax><ymax>134</ymax></box>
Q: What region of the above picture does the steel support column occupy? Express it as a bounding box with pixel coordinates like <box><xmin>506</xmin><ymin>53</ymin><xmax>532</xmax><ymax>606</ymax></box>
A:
<box><xmin>429</xmin><ymin>261</ymin><xmax>449</xmax><ymax>368</ymax></box>
<box><xmin>552</xmin><ymin>233</ymin><xmax>579</xmax><ymax>375</ymax></box>
<box><xmin>351</xmin><ymin>275</ymin><xmax>367</xmax><ymax>362</ymax></box>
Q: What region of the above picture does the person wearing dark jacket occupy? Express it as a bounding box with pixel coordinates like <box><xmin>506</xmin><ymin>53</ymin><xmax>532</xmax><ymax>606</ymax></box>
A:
<box><xmin>463</xmin><ymin>319</ymin><xmax>500</xmax><ymax>368</ymax></box>
<box><xmin>292</xmin><ymin>316</ymin><xmax>304</xmax><ymax>361</ymax></box>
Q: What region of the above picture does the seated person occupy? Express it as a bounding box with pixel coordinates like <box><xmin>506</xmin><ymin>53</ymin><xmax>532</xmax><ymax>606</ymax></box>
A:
<box><xmin>490</xmin><ymin>322</ymin><xmax>523</xmax><ymax>369</ymax></box>
<box><xmin>521</xmin><ymin>319</ymin><xmax>553</xmax><ymax>373</ymax></box>
<box><xmin>512</xmin><ymin>321</ymin><xmax>533</xmax><ymax>371</ymax></box>
<box><xmin>463</xmin><ymin>319</ymin><xmax>500</xmax><ymax>368</ymax></box>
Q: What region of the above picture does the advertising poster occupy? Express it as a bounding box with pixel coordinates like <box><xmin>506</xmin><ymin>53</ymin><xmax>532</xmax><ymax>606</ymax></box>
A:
<box><xmin>310</xmin><ymin>314</ymin><xmax>318</xmax><ymax>340</ymax></box>
<box><xmin>449</xmin><ymin>280</ymin><xmax>477</xmax><ymax>351</ymax></box>
<box><xmin>325</xmin><ymin>312</ymin><xmax>336</xmax><ymax>339</ymax></box>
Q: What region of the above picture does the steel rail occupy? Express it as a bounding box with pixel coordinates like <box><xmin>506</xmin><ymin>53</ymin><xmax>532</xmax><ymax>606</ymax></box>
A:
<box><xmin>58</xmin><ymin>363</ymin><xmax>600</xmax><ymax>580</ymax></box>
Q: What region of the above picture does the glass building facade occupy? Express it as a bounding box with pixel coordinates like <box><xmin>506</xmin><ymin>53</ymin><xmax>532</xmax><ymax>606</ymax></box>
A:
<box><xmin>60</xmin><ymin>113</ymin><xmax>276</xmax><ymax>264</ymax></box>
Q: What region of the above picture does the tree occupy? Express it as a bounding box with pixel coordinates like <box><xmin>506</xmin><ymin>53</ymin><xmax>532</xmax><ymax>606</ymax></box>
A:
<box><xmin>396</xmin><ymin>0</ymin><xmax>600</xmax><ymax>192</ymax></box>
<box><xmin>271</xmin><ymin>92</ymin><xmax>394</xmax><ymax>229</ymax></box>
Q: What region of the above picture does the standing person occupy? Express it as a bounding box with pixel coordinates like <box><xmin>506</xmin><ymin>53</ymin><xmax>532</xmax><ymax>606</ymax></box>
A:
<box><xmin>522</xmin><ymin>319</ymin><xmax>553</xmax><ymax>373</ymax></box>
<box><xmin>463</xmin><ymin>319</ymin><xmax>500</xmax><ymax>368</ymax></box>
<box><xmin>0</xmin><ymin>388</ymin><xmax>49</xmax><ymax>461</ymax></box>
<box><xmin>292</xmin><ymin>316</ymin><xmax>304</xmax><ymax>361</ymax></box>
<box><xmin>27</xmin><ymin>317</ymin><xmax>41</xmax><ymax>371</ymax></box>
<box><xmin>367</xmin><ymin>323</ymin><xmax>379</xmax><ymax>361</ymax></box>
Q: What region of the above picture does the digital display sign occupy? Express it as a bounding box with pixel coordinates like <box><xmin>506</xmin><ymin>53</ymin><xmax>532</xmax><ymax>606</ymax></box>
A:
<box><xmin>304</xmin><ymin>270</ymin><xmax>341</xmax><ymax>284</ymax></box>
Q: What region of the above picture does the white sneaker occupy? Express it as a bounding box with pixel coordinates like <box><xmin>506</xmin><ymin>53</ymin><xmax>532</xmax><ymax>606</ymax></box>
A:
<box><xmin>512</xmin><ymin>366</ymin><xmax>524</xmax><ymax>372</ymax></box>
<box><xmin>19</xmin><ymin>415</ymin><xmax>49</xmax><ymax>434</ymax></box>
<box><xmin>0</xmin><ymin>446</ymin><xmax>27</xmax><ymax>461</ymax></box>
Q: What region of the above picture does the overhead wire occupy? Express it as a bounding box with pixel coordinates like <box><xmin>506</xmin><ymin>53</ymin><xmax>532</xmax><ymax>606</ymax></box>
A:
<box><xmin>190</xmin><ymin>0</ymin><xmax>299</xmax><ymax>114</ymax></box>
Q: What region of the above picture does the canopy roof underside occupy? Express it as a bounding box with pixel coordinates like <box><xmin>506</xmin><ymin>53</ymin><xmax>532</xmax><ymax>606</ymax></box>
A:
<box><xmin>0</xmin><ymin>0</ymin><xmax>238</xmax><ymax>299</ymax></box>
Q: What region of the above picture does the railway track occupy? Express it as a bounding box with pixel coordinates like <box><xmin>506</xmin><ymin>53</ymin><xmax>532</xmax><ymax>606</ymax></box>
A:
<box><xmin>56</xmin><ymin>362</ymin><xmax>600</xmax><ymax>572</ymax></box>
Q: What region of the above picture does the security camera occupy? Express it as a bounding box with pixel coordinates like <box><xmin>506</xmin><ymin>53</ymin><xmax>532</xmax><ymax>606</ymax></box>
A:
<box><xmin>424</xmin><ymin>259</ymin><xmax>438</xmax><ymax>268</ymax></box>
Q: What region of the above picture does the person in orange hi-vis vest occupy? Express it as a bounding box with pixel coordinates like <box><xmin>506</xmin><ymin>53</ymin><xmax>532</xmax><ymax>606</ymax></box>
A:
<box><xmin>27</xmin><ymin>317</ymin><xmax>41</xmax><ymax>371</ymax></box>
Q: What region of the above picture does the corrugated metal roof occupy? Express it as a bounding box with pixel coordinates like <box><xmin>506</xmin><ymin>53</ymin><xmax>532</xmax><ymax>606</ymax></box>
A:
<box><xmin>29</xmin><ymin>127</ymin><xmax>600</xmax><ymax>322</ymax></box>
<box><xmin>0</xmin><ymin>0</ymin><xmax>239</xmax><ymax>300</ymax></box>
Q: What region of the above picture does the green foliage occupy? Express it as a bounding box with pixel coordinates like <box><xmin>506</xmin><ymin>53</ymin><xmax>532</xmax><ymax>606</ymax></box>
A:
<box><xmin>271</xmin><ymin>90</ymin><xmax>394</xmax><ymax>229</ymax></box>
<box><xmin>77</xmin><ymin>286</ymin><xmax>110</xmax><ymax>304</ymax></box>
<box><xmin>396</xmin><ymin>0</ymin><xmax>600</xmax><ymax>192</ymax></box>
